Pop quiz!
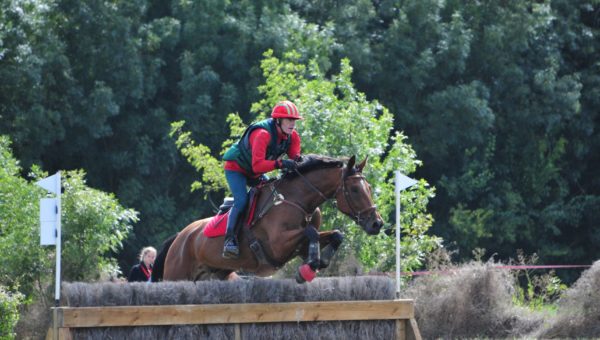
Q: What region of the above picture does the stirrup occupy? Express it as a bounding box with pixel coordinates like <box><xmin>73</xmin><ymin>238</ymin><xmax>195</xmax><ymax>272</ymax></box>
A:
<box><xmin>222</xmin><ymin>238</ymin><xmax>240</xmax><ymax>259</ymax></box>
<box><xmin>222</xmin><ymin>246</ymin><xmax>239</xmax><ymax>259</ymax></box>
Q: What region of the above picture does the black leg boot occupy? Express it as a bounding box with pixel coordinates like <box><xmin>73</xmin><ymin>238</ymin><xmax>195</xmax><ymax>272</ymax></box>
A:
<box><xmin>222</xmin><ymin>208</ymin><xmax>240</xmax><ymax>259</ymax></box>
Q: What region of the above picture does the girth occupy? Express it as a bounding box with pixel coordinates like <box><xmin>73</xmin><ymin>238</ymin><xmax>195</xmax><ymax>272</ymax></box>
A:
<box><xmin>242</xmin><ymin>227</ymin><xmax>285</xmax><ymax>269</ymax></box>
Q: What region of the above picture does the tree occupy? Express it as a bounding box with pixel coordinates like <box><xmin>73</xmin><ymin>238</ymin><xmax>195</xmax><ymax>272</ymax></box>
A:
<box><xmin>0</xmin><ymin>0</ymin><xmax>341</xmax><ymax>270</ymax></box>
<box><xmin>171</xmin><ymin>51</ymin><xmax>441</xmax><ymax>272</ymax></box>
<box><xmin>330</xmin><ymin>0</ymin><xmax>597</xmax><ymax>272</ymax></box>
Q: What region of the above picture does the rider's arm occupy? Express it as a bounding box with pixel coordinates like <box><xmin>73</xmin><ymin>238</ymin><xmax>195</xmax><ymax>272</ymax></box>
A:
<box><xmin>249</xmin><ymin>129</ymin><xmax>278</xmax><ymax>174</ymax></box>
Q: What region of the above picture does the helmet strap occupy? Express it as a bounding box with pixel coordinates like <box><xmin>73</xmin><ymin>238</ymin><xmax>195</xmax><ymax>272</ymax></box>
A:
<box><xmin>275</xmin><ymin>119</ymin><xmax>290</xmax><ymax>136</ymax></box>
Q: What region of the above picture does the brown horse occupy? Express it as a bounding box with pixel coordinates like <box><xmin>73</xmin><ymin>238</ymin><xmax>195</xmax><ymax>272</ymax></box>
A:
<box><xmin>152</xmin><ymin>154</ymin><xmax>384</xmax><ymax>283</ymax></box>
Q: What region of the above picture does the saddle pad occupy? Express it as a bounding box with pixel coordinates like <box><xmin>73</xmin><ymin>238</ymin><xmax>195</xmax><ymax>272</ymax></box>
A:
<box><xmin>203</xmin><ymin>213</ymin><xmax>229</xmax><ymax>238</ymax></box>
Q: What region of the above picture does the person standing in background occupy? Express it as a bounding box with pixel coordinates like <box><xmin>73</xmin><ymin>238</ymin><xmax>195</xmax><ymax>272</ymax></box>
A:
<box><xmin>128</xmin><ymin>246</ymin><xmax>156</xmax><ymax>282</ymax></box>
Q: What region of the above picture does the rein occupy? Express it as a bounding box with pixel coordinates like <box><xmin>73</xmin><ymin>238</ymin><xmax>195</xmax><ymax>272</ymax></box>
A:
<box><xmin>294</xmin><ymin>169</ymin><xmax>329</xmax><ymax>201</ymax></box>
<box><xmin>275</xmin><ymin>168</ymin><xmax>336</xmax><ymax>223</ymax></box>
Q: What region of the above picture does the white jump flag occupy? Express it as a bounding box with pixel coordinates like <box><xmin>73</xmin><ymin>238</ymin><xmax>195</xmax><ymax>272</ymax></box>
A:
<box><xmin>395</xmin><ymin>171</ymin><xmax>417</xmax><ymax>299</ymax></box>
<box><xmin>36</xmin><ymin>172</ymin><xmax>60</xmax><ymax>194</ymax></box>
<box><xmin>37</xmin><ymin>172</ymin><xmax>61</xmax><ymax>245</ymax></box>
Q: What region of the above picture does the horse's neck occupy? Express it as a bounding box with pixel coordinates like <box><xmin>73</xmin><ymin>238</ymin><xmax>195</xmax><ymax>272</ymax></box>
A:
<box><xmin>282</xmin><ymin>167</ymin><xmax>342</xmax><ymax>210</ymax></box>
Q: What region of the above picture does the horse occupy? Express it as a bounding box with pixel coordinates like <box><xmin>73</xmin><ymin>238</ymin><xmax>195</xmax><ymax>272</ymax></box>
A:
<box><xmin>152</xmin><ymin>154</ymin><xmax>384</xmax><ymax>283</ymax></box>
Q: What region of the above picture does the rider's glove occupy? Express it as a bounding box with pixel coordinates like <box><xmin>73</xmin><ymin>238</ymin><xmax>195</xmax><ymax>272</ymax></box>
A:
<box><xmin>278</xmin><ymin>159</ymin><xmax>298</xmax><ymax>170</ymax></box>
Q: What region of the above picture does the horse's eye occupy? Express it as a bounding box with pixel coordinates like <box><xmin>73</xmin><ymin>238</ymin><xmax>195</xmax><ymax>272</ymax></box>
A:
<box><xmin>351</xmin><ymin>187</ymin><xmax>359</xmax><ymax>193</ymax></box>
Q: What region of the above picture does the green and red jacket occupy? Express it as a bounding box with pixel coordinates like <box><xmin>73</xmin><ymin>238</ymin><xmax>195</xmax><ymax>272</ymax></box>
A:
<box><xmin>223</xmin><ymin>118</ymin><xmax>301</xmax><ymax>177</ymax></box>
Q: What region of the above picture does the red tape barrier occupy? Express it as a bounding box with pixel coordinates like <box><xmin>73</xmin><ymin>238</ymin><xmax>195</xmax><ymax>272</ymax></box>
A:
<box><xmin>399</xmin><ymin>264</ymin><xmax>592</xmax><ymax>277</ymax></box>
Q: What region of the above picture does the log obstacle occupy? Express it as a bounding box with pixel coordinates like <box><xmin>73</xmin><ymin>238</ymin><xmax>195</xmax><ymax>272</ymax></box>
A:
<box><xmin>48</xmin><ymin>299</ymin><xmax>421</xmax><ymax>340</ymax></box>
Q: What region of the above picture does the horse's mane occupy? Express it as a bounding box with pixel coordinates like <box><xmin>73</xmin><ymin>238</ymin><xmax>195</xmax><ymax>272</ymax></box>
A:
<box><xmin>283</xmin><ymin>154</ymin><xmax>344</xmax><ymax>179</ymax></box>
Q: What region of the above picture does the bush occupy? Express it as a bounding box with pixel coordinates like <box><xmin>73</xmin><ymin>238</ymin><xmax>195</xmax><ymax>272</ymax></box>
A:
<box><xmin>0</xmin><ymin>285</ymin><xmax>24</xmax><ymax>340</ymax></box>
<box><xmin>536</xmin><ymin>260</ymin><xmax>600</xmax><ymax>338</ymax></box>
<box><xmin>401</xmin><ymin>261</ymin><xmax>543</xmax><ymax>338</ymax></box>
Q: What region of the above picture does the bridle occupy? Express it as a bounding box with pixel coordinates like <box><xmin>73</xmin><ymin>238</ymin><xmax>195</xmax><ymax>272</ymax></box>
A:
<box><xmin>336</xmin><ymin>172</ymin><xmax>378</xmax><ymax>226</ymax></box>
<box><xmin>282</xmin><ymin>167</ymin><xmax>378</xmax><ymax>226</ymax></box>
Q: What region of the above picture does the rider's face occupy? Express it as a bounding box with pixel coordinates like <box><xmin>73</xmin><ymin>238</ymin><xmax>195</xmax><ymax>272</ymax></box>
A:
<box><xmin>279</xmin><ymin>118</ymin><xmax>297</xmax><ymax>135</ymax></box>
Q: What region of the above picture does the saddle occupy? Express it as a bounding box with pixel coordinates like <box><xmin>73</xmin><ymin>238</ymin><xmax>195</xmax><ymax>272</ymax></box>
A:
<box><xmin>203</xmin><ymin>183</ymin><xmax>278</xmax><ymax>238</ymax></box>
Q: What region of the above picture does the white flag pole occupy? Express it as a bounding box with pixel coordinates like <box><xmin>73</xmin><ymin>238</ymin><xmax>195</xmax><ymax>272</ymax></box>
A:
<box><xmin>395</xmin><ymin>171</ymin><xmax>401</xmax><ymax>299</ymax></box>
<box><xmin>55</xmin><ymin>171</ymin><xmax>61</xmax><ymax>307</ymax></box>
<box><xmin>394</xmin><ymin>171</ymin><xmax>417</xmax><ymax>299</ymax></box>
<box><xmin>36</xmin><ymin>171</ymin><xmax>62</xmax><ymax>340</ymax></box>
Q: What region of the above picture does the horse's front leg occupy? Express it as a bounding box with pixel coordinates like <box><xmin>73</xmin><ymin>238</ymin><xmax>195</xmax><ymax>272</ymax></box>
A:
<box><xmin>307</xmin><ymin>208</ymin><xmax>344</xmax><ymax>269</ymax></box>
<box><xmin>296</xmin><ymin>225</ymin><xmax>321</xmax><ymax>283</ymax></box>
<box><xmin>295</xmin><ymin>226</ymin><xmax>345</xmax><ymax>283</ymax></box>
<box><xmin>317</xmin><ymin>229</ymin><xmax>344</xmax><ymax>270</ymax></box>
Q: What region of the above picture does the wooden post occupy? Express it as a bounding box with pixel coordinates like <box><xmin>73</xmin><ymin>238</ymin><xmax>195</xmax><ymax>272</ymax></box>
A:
<box><xmin>395</xmin><ymin>319</ymin><xmax>406</xmax><ymax>340</ymax></box>
<box><xmin>407</xmin><ymin>318</ymin><xmax>422</xmax><ymax>340</ymax></box>
<box><xmin>45</xmin><ymin>327</ymin><xmax>72</xmax><ymax>340</ymax></box>
<box><xmin>234</xmin><ymin>323</ymin><xmax>241</xmax><ymax>340</ymax></box>
<box><xmin>52</xmin><ymin>307</ymin><xmax>57</xmax><ymax>340</ymax></box>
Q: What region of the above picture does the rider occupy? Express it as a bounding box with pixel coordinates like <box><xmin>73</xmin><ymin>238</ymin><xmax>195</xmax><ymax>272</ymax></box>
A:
<box><xmin>221</xmin><ymin>100</ymin><xmax>303</xmax><ymax>259</ymax></box>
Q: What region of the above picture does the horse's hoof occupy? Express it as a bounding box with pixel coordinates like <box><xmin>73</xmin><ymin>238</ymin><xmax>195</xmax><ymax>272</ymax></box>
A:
<box><xmin>227</xmin><ymin>272</ymin><xmax>241</xmax><ymax>281</ymax></box>
<box><xmin>295</xmin><ymin>270</ymin><xmax>306</xmax><ymax>284</ymax></box>
<box><xmin>297</xmin><ymin>264</ymin><xmax>317</xmax><ymax>283</ymax></box>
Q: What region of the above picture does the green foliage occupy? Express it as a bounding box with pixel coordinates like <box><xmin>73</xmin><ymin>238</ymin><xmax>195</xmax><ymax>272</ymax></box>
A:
<box><xmin>172</xmin><ymin>51</ymin><xmax>441</xmax><ymax>272</ymax></box>
<box><xmin>0</xmin><ymin>0</ymin><xmax>343</xmax><ymax>268</ymax></box>
<box><xmin>0</xmin><ymin>285</ymin><xmax>24</xmax><ymax>340</ymax></box>
<box><xmin>0</xmin><ymin>136</ymin><xmax>137</xmax><ymax>299</ymax></box>
<box><xmin>511</xmin><ymin>253</ymin><xmax>567</xmax><ymax>311</ymax></box>
<box><xmin>0</xmin><ymin>136</ymin><xmax>49</xmax><ymax>296</ymax></box>
<box><xmin>1</xmin><ymin>0</ymin><xmax>599</xmax><ymax>281</ymax></box>
<box><xmin>340</xmin><ymin>0</ymin><xmax>600</xmax><ymax>272</ymax></box>
<box><xmin>59</xmin><ymin>170</ymin><xmax>138</xmax><ymax>282</ymax></box>
<box><xmin>449</xmin><ymin>204</ymin><xmax>493</xmax><ymax>252</ymax></box>
<box><xmin>169</xmin><ymin>121</ymin><xmax>228</xmax><ymax>195</ymax></box>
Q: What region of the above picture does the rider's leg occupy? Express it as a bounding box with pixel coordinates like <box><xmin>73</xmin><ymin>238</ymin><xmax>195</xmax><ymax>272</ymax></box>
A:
<box><xmin>223</xmin><ymin>170</ymin><xmax>249</xmax><ymax>259</ymax></box>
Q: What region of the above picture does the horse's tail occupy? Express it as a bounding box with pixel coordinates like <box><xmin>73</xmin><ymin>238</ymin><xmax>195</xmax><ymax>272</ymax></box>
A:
<box><xmin>151</xmin><ymin>233</ymin><xmax>178</xmax><ymax>282</ymax></box>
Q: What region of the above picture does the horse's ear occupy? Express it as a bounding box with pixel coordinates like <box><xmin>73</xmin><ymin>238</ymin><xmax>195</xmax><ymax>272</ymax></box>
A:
<box><xmin>347</xmin><ymin>155</ymin><xmax>356</xmax><ymax>170</ymax></box>
<box><xmin>357</xmin><ymin>156</ymin><xmax>368</xmax><ymax>172</ymax></box>
<box><xmin>345</xmin><ymin>156</ymin><xmax>356</xmax><ymax>177</ymax></box>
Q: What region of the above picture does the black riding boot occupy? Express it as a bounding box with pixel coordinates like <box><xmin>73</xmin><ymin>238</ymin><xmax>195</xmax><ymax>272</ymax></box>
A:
<box><xmin>222</xmin><ymin>208</ymin><xmax>240</xmax><ymax>259</ymax></box>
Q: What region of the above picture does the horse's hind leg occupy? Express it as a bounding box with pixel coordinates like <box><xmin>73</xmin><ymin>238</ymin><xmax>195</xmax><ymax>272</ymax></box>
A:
<box><xmin>192</xmin><ymin>264</ymin><xmax>234</xmax><ymax>281</ymax></box>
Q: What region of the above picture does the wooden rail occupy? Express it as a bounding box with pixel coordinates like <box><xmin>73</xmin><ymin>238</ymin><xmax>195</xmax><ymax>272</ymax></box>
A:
<box><xmin>48</xmin><ymin>299</ymin><xmax>421</xmax><ymax>340</ymax></box>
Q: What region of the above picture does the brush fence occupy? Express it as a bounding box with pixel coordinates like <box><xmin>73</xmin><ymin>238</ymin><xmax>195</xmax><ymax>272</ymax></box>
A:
<box><xmin>48</xmin><ymin>276</ymin><xmax>421</xmax><ymax>340</ymax></box>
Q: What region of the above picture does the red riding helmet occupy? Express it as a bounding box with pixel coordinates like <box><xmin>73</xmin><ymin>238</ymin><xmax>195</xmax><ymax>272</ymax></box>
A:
<box><xmin>271</xmin><ymin>100</ymin><xmax>303</xmax><ymax>120</ymax></box>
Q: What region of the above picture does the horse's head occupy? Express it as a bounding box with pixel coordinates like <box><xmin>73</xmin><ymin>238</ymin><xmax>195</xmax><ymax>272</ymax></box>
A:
<box><xmin>335</xmin><ymin>156</ymin><xmax>384</xmax><ymax>235</ymax></box>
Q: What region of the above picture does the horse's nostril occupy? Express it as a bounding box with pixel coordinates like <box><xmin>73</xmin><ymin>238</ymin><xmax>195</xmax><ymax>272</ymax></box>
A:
<box><xmin>367</xmin><ymin>220</ymin><xmax>383</xmax><ymax>235</ymax></box>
